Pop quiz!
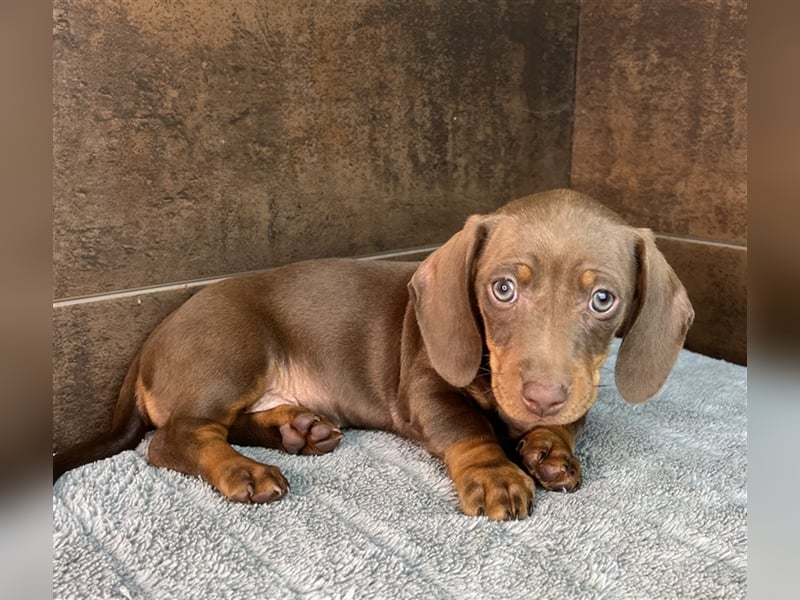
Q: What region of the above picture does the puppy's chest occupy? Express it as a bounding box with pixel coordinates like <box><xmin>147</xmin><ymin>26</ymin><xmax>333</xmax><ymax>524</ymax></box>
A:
<box><xmin>463</xmin><ymin>353</ymin><xmax>497</xmax><ymax>411</ymax></box>
<box><xmin>465</xmin><ymin>379</ymin><xmax>496</xmax><ymax>411</ymax></box>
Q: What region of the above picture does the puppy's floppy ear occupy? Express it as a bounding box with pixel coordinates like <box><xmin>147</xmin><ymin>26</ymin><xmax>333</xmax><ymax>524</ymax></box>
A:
<box><xmin>409</xmin><ymin>215</ymin><xmax>490</xmax><ymax>387</ymax></box>
<box><xmin>616</xmin><ymin>229</ymin><xmax>694</xmax><ymax>403</ymax></box>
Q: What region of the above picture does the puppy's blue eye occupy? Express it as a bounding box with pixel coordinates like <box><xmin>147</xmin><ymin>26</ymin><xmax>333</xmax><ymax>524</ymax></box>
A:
<box><xmin>492</xmin><ymin>278</ymin><xmax>517</xmax><ymax>303</ymax></box>
<box><xmin>590</xmin><ymin>289</ymin><xmax>615</xmax><ymax>313</ymax></box>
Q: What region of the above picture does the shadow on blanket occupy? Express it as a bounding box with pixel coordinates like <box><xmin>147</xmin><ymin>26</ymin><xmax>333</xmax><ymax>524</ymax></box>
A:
<box><xmin>53</xmin><ymin>340</ymin><xmax>746</xmax><ymax>599</ymax></box>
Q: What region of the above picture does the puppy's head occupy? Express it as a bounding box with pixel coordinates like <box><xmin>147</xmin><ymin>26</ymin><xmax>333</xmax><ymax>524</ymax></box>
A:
<box><xmin>409</xmin><ymin>189</ymin><xmax>694</xmax><ymax>432</ymax></box>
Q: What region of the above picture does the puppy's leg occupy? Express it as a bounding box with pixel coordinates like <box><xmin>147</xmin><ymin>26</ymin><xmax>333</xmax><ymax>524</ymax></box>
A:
<box><xmin>148</xmin><ymin>416</ymin><xmax>289</xmax><ymax>504</ymax></box>
<box><xmin>444</xmin><ymin>434</ymin><xmax>535</xmax><ymax>520</ymax></box>
<box><xmin>410</xmin><ymin>387</ymin><xmax>535</xmax><ymax>520</ymax></box>
<box><xmin>228</xmin><ymin>405</ymin><xmax>343</xmax><ymax>455</ymax></box>
<box><xmin>517</xmin><ymin>417</ymin><xmax>584</xmax><ymax>492</ymax></box>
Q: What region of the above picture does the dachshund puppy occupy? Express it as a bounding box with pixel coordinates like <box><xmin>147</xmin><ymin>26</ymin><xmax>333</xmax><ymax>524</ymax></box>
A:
<box><xmin>54</xmin><ymin>189</ymin><xmax>693</xmax><ymax>520</ymax></box>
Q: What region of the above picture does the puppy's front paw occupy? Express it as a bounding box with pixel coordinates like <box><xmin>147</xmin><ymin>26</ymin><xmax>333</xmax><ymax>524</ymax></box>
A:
<box><xmin>455</xmin><ymin>462</ymin><xmax>535</xmax><ymax>520</ymax></box>
<box><xmin>219</xmin><ymin>460</ymin><xmax>289</xmax><ymax>504</ymax></box>
<box><xmin>444</xmin><ymin>438</ymin><xmax>536</xmax><ymax>520</ymax></box>
<box><xmin>518</xmin><ymin>428</ymin><xmax>582</xmax><ymax>492</ymax></box>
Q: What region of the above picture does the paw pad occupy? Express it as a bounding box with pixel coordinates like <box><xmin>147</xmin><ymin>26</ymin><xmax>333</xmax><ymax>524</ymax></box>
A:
<box><xmin>278</xmin><ymin>412</ymin><xmax>343</xmax><ymax>455</ymax></box>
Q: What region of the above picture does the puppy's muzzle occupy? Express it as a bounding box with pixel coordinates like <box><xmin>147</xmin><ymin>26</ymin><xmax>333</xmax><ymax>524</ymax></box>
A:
<box><xmin>521</xmin><ymin>382</ymin><xmax>568</xmax><ymax>417</ymax></box>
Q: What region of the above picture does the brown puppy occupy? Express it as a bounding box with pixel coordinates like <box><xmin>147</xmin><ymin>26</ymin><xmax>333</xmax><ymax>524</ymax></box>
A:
<box><xmin>54</xmin><ymin>189</ymin><xmax>694</xmax><ymax>520</ymax></box>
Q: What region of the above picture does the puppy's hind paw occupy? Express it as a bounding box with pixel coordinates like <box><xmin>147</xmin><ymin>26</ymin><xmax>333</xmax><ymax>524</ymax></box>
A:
<box><xmin>279</xmin><ymin>411</ymin><xmax>343</xmax><ymax>456</ymax></box>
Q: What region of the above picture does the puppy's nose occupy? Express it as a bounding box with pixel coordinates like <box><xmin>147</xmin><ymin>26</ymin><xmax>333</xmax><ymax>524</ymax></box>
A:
<box><xmin>522</xmin><ymin>382</ymin><xmax>568</xmax><ymax>417</ymax></box>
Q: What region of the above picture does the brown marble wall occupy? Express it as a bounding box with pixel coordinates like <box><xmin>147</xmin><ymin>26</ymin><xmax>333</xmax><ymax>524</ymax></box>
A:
<box><xmin>54</xmin><ymin>0</ymin><xmax>578</xmax><ymax>299</ymax></box>
<box><xmin>53</xmin><ymin>0</ymin><xmax>748</xmax><ymax>453</ymax></box>
<box><xmin>53</xmin><ymin>0</ymin><xmax>580</xmax><ymax>450</ymax></box>
<box><xmin>571</xmin><ymin>0</ymin><xmax>747</xmax><ymax>364</ymax></box>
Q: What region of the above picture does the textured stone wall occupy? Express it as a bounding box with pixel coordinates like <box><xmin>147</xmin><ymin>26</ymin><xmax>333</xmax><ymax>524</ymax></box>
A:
<box><xmin>571</xmin><ymin>0</ymin><xmax>747</xmax><ymax>364</ymax></box>
<box><xmin>53</xmin><ymin>0</ymin><xmax>579</xmax><ymax>450</ymax></box>
<box><xmin>53</xmin><ymin>0</ymin><xmax>578</xmax><ymax>299</ymax></box>
<box><xmin>53</xmin><ymin>0</ymin><xmax>748</xmax><ymax>454</ymax></box>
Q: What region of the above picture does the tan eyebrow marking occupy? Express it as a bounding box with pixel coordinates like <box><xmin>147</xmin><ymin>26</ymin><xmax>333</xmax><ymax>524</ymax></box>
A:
<box><xmin>580</xmin><ymin>269</ymin><xmax>596</xmax><ymax>290</ymax></box>
<box><xmin>516</xmin><ymin>264</ymin><xmax>534</xmax><ymax>285</ymax></box>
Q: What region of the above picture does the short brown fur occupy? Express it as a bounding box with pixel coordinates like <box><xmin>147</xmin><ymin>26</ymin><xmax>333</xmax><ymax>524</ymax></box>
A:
<box><xmin>54</xmin><ymin>189</ymin><xmax>693</xmax><ymax>520</ymax></box>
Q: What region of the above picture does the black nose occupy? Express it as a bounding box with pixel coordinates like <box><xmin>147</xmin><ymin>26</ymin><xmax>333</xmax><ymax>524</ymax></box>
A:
<box><xmin>521</xmin><ymin>382</ymin><xmax>568</xmax><ymax>417</ymax></box>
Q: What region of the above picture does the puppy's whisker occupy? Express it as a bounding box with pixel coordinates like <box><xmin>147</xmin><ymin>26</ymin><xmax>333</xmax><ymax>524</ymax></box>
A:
<box><xmin>477</xmin><ymin>367</ymin><xmax>502</xmax><ymax>376</ymax></box>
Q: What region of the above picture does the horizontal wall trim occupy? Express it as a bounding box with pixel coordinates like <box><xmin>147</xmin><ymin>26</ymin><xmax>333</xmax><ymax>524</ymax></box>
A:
<box><xmin>53</xmin><ymin>245</ymin><xmax>441</xmax><ymax>309</ymax></box>
<box><xmin>53</xmin><ymin>234</ymin><xmax>744</xmax><ymax>309</ymax></box>
<box><xmin>653</xmin><ymin>233</ymin><xmax>747</xmax><ymax>251</ymax></box>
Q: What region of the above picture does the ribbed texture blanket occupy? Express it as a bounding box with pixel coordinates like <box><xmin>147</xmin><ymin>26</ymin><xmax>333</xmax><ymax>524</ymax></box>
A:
<box><xmin>53</xmin><ymin>341</ymin><xmax>746</xmax><ymax>599</ymax></box>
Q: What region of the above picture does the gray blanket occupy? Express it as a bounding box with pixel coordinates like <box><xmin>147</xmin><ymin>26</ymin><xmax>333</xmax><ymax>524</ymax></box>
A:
<box><xmin>53</xmin><ymin>341</ymin><xmax>747</xmax><ymax>599</ymax></box>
